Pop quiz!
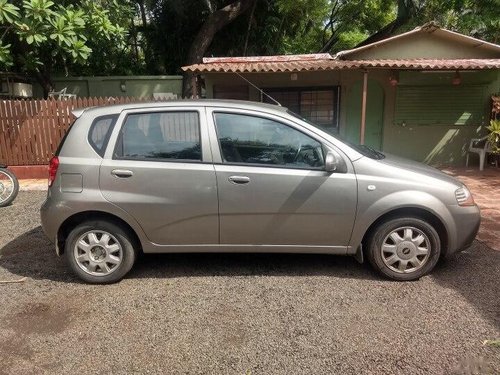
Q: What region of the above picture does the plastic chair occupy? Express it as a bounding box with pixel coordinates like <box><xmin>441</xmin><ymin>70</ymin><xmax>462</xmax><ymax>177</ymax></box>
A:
<box><xmin>465</xmin><ymin>136</ymin><xmax>493</xmax><ymax>171</ymax></box>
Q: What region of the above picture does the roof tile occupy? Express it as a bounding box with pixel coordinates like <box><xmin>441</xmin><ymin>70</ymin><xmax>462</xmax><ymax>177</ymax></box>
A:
<box><xmin>182</xmin><ymin>59</ymin><xmax>500</xmax><ymax>73</ymax></box>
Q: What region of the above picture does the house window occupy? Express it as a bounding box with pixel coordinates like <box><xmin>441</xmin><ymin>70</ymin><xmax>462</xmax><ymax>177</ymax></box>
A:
<box><xmin>263</xmin><ymin>87</ymin><xmax>340</xmax><ymax>132</ymax></box>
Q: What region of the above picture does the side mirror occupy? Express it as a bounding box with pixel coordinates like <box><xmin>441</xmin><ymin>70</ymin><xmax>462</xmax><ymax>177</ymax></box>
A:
<box><xmin>325</xmin><ymin>150</ymin><xmax>345</xmax><ymax>173</ymax></box>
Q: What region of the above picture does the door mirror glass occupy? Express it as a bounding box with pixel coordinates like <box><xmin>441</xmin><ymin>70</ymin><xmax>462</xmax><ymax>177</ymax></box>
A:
<box><xmin>325</xmin><ymin>150</ymin><xmax>346</xmax><ymax>173</ymax></box>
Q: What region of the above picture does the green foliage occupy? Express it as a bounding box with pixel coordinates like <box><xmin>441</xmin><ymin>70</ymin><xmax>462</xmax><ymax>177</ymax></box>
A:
<box><xmin>0</xmin><ymin>0</ymin><xmax>132</xmax><ymax>81</ymax></box>
<box><xmin>483</xmin><ymin>339</ymin><xmax>500</xmax><ymax>347</ymax></box>
<box><xmin>403</xmin><ymin>0</ymin><xmax>500</xmax><ymax>43</ymax></box>
<box><xmin>0</xmin><ymin>42</ymin><xmax>12</xmax><ymax>65</ymax></box>
<box><xmin>3</xmin><ymin>0</ymin><xmax>500</xmax><ymax>81</ymax></box>
<box><xmin>0</xmin><ymin>0</ymin><xmax>19</xmax><ymax>23</ymax></box>
<box><xmin>487</xmin><ymin>120</ymin><xmax>500</xmax><ymax>154</ymax></box>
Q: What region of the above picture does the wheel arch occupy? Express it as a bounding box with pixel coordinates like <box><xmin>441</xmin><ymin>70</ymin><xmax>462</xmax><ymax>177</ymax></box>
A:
<box><xmin>57</xmin><ymin>211</ymin><xmax>143</xmax><ymax>255</ymax></box>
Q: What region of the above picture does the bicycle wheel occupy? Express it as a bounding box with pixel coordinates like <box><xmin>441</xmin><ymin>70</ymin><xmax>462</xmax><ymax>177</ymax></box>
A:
<box><xmin>0</xmin><ymin>168</ymin><xmax>19</xmax><ymax>207</ymax></box>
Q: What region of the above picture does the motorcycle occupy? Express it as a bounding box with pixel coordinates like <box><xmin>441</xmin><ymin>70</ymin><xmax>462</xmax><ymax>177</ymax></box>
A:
<box><xmin>0</xmin><ymin>164</ymin><xmax>19</xmax><ymax>207</ymax></box>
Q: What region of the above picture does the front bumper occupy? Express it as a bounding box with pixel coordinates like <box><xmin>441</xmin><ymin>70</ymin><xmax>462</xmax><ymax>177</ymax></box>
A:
<box><xmin>447</xmin><ymin>204</ymin><xmax>481</xmax><ymax>256</ymax></box>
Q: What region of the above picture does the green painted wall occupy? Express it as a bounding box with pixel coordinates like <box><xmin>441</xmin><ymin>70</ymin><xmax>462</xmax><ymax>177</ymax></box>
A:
<box><xmin>345</xmin><ymin>32</ymin><xmax>500</xmax><ymax>59</ymax></box>
<box><xmin>204</xmin><ymin>68</ymin><xmax>499</xmax><ymax>166</ymax></box>
<box><xmin>382</xmin><ymin>70</ymin><xmax>499</xmax><ymax>165</ymax></box>
<box><xmin>32</xmin><ymin>75</ymin><xmax>183</xmax><ymax>99</ymax></box>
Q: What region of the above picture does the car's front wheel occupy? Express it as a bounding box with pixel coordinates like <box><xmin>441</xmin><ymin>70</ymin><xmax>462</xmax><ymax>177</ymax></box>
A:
<box><xmin>366</xmin><ymin>217</ymin><xmax>441</xmax><ymax>281</ymax></box>
<box><xmin>65</xmin><ymin>220</ymin><xmax>137</xmax><ymax>284</ymax></box>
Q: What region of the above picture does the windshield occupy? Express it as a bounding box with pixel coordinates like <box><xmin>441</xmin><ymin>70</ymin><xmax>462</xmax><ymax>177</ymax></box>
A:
<box><xmin>286</xmin><ymin>110</ymin><xmax>386</xmax><ymax>160</ymax></box>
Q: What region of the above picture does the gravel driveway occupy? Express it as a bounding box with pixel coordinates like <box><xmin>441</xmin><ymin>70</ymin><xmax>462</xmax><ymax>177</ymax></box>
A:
<box><xmin>0</xmin><ymin>192</ymin><xmax>499</xmax><ymax>375</ymax></box>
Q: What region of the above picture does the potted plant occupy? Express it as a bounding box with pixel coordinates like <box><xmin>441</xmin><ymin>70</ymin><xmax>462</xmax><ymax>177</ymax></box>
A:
<box><xmin>487</xmin><ymin>119</ymin><xmax>500</xmax><ymax>153</ymax></box>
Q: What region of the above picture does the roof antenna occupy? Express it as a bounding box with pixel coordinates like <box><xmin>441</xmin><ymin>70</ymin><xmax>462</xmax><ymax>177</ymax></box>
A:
<box><xmin>234</xmin><ymin>71</ymin><xmax>281</xmax><ymax>106</ymax></box>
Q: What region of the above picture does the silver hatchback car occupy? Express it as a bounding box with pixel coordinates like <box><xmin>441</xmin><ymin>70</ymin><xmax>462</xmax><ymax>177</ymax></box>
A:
<box><xmin>41</xmin><ymin>100</ymin><xmax>480</xmax><ymax>283</ymax></box>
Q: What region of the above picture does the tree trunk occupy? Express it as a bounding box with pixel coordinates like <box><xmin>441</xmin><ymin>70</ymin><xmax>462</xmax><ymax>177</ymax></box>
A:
<box><xmin>137</xmin><ymin>0</ymin><xmax>148</xmax><ymax>29</ymax></box>
<box><xmin>34</xmin><ymin>68</ymin><xmax>53</xmax><ymax>99</ymax></box>
<box><xmin>319</xmin><ymin>33</ymin><xmax>339</xmax><ymax>53</ymax></box>
<box><xmin>183</xmin><ymin>0</ymin><xmax>256</xmax><ymax>97</ymax></box>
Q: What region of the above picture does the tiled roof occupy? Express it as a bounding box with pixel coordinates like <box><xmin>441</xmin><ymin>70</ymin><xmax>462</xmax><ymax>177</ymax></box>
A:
<box><xmin>182</xmin><ymin>58</ymin><xmax>500</xmax><ymax>73</ymax></box>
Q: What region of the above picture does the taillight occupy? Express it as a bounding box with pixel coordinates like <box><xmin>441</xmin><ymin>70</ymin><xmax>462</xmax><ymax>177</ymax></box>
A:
<box><xmin>48</xmin><ymin>156</ymin><xmax>59</xmax><ymax>187</ymax></box>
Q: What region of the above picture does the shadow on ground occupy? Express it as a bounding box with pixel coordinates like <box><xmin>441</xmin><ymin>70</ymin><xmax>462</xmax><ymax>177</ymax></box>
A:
<box><xmin>0</xmin><ymin>227</ymin><xmax>376</xmax><ymax>283</ymax></box>
<box><xmin>1</xmin><ymin>226</ymin><xmax>499</xmax><ymax>327</ymax></box>
<box><xmin>431</xmin><ymin>243</ymin><xmax>500</xmax><ymax>328</ymax></box>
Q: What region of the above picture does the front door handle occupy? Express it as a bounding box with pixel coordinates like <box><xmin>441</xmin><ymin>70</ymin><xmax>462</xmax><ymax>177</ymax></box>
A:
<box><xmin>228</xmin><ymin>175</ymin><xmax>250</xmax><ymax>184</ymax></box>
<box><xmin>111</xmin><ymin>169</ymin><xmax>134</xmax><ymax>178</ymax></box>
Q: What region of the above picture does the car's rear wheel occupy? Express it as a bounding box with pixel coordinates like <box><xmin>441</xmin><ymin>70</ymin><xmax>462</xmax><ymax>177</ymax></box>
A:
<box><xmin>65</xmin><ymin>220</ymin><xmax>137</xmax><ymax>284</ymax></box>
<box><xmin>366</xmin><ymin>217</ymin><xmax>441</xmax><ymax>281</ymax></box>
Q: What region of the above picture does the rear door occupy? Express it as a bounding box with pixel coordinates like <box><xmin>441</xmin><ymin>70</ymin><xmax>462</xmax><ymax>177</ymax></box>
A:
<box><xmin>207</xmin><ymin>108</ymin><xmax>357</xmax><ymax>250</ymax></box>
<box><xmin>99</xmin><ymin>107</ymin><xmax>219</xmax><ymax>246</ymax></box>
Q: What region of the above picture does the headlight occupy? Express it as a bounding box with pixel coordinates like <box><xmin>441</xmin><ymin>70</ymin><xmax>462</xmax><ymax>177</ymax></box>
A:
<box><xmin>455</xmin><ymin>186</ymin><xmax>475</xmax><ymax>206</ymax></box>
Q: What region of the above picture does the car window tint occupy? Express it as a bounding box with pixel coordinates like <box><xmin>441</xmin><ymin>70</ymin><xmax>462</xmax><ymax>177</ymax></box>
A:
<box><xmin>116</xmin><ymin>111</ymin><xmax>201</xmax><ymax>161</ymax></box>
<box><xmin>214</xmin><ymin>112</ymin><xmax>324</xmax><ymax>169</ymax></box>
<box><xmin>89</xmin><ymin>115</ymin><xmax>118</xmax><ymax>157</ymax></box>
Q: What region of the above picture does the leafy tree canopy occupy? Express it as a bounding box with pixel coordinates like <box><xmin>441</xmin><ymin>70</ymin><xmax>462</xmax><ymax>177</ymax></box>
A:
<box><xmin>1</xmin><ymin>0</ymin><xmax>499</xmax><ymax>94</ymax></box>
<box><xmin>0</xmin><ymin>0</ymin><xmax>136</xmax><ymax>92</ymax></box>
<box><xmin>405</xmin><ymin>0</ymin><xmax>500</xmax><ymax>43</ymax></box>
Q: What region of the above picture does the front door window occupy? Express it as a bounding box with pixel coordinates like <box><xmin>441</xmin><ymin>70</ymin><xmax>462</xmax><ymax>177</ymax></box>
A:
<box><xmin>214</xmin><ymin>112</ymin><xmax>324</xmax><ymax>169</ymax></box>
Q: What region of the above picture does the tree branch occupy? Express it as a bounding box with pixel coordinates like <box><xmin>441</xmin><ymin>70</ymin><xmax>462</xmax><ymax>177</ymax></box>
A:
<box><xmin>354</xmin><ymin>0</ymin><xmax>416</xmax><ymax>48</ymax></box>
<box><xmin>243</xmin><ymin>0</ymin><xmax>258</xmax><ymax>56</ymax></box>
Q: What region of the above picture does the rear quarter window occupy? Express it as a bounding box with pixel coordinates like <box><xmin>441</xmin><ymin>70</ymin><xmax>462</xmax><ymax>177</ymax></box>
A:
<box><xmin>88</xmin><ymin>115</ymin><xmax>118</xmax><ymax>157</ymax></box>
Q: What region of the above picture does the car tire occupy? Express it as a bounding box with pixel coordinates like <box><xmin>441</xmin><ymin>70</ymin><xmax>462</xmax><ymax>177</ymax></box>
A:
<box><xmin>65</xmin><ymin>220</ymin><xmax>137</xmax><ymax>284</ymax></box>
<box><xmin>366</xmin><ymin>217</ymin><xmax>441</xmax><ymax>281</ymax></box>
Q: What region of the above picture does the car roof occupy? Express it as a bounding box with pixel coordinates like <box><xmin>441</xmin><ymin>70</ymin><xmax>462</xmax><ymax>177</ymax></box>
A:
<box><xmin>73</xmin><ymin>99</ymin><xmax>288</xmax><ymax>118</ymax></box>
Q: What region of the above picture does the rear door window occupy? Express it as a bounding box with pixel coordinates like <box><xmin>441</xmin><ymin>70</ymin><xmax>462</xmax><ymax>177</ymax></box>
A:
<box><xmin>114</xmin><ymin>111</ymin><xmax>201</xmax><ymax>161</ymax></box>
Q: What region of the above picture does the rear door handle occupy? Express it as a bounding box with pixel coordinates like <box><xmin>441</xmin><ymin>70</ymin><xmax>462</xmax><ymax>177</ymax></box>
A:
<box><xmin>111</xmin><ymin>169</ymin><xmax>134</xmax><ymax>178</ymax></box>
<box><xmin>228</xmin><ymin>175</ymin><xmax>250</xmax><ymax>184</ymax></box>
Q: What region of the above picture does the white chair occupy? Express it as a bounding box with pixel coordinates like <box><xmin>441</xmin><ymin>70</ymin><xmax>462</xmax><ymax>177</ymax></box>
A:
<box><xmin>465</xmin><ymin>136</ymin><xmax>493</xmax><ymax>171</ymax></box>
<box><xmin>48</xmin><ymin>87</ymin><xmax>76</xmax><ymax>99</ymax></box>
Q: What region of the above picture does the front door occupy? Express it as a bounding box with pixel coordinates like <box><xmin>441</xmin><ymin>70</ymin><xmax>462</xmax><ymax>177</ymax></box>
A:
<box><xmin>208</xmin><ymin>110</ymin><xmax>357</xmax><ymax>248</ymax></box>
<box><xmin>99</xmin><ymin>108</ymin><xmax>218</xmax><ymax>245</ymax></box>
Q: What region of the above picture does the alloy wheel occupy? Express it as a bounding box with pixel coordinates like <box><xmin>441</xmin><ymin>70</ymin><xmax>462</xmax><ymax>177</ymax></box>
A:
<box><xmin>380</xmin><ymin>226</ymin><xmax>431</xmax><ymax>274</ymax></box>
<box><xmin>73</xmin><ymin>230</ymin><xmax>123</xmax><ymax>276</ymax></box>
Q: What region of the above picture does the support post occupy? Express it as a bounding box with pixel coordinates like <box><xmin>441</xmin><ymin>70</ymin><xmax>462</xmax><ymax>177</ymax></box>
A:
<box><xmin>360</xmin><ymin>70</ymin><xmax>368</xmax><ymax>145</ymax></box>
<box><xmin>191</xmin><ymin>75</ymin><xmax>198</xmax><ymax>99</ymax></box>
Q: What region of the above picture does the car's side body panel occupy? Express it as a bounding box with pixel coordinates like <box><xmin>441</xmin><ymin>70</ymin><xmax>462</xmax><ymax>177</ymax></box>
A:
<box><xmin>213</xmin><ymin>164</ymin><xmax>357</xmax><ymax>249</ymax></box>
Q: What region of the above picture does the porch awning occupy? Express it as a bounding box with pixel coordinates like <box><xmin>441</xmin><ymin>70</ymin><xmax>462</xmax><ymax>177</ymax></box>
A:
<box><xmin>182</xmin><ymin>58</ymin><xmax>500</xmax><ymax>73</ymax></box>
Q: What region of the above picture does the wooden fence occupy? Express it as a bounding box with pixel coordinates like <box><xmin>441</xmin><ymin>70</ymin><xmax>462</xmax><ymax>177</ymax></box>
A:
<box><xmin>0</xmin><ymin>97</ymin><xmax>154</xmax><ymax>166</ymax></box>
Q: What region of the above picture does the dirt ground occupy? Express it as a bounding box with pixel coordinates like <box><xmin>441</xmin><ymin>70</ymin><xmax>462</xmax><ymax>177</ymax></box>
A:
<box><xmin>0</xmin><ymin>192</ymin><xmax>499</xmax><ymax>375</ymax></box>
